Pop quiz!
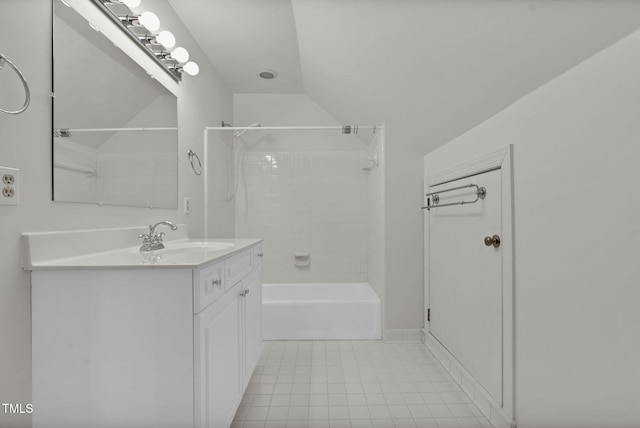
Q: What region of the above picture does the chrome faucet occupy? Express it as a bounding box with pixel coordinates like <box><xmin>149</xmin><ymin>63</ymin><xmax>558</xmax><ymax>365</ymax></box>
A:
<box><xmin>139</xmin><ymin>221</ymin><xmax>178</xmax><ymax>252</ymax></box>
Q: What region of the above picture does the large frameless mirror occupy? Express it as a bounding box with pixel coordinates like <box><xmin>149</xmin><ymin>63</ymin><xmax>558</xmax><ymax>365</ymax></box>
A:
<box><xmin>52</xmin><ymin>0</ymin><xmax>178</xmax><ymax>209</ymax></box>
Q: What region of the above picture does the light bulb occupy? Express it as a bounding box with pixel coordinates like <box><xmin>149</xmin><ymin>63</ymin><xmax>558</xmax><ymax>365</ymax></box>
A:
<box><xmin>156</xmin><ymin>30</ymin><xmax>175</xmax><ymax>49</ymax></box>
<box><xmin>138</xmin><ymin>11</ymin><xmax>160</xmax><ymax>31</ymax></box>
<box><xmin>172</xmin><ymin>47</ymin><xmax>189</xmax><ymax>63</ymax></box>
<box><xmin>183</xmin><ymin>61</ymin><xmax>199</xmax><ymax>76</ymax></box>
<box><xmin>120</xmin><ymin>0</ymin><xmax>141</xmax><ymax>8</ymax></box>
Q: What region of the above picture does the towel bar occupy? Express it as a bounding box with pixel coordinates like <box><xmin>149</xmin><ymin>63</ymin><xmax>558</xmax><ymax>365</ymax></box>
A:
<box><xmin>421</xmin><ymin>183</ymin><xmax>486</xmax><ymax>210</ymax></box>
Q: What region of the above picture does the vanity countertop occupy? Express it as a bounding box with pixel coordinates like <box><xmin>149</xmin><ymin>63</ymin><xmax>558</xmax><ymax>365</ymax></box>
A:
<box><xmin>27</xmin><ymin>239</ymin><xmax>262</xmax><ymax>271</ymax></box>
<box><xmin>22</xmin><ymin>227</ymin><xmax>261</xmax><ymax>271</ymax></box>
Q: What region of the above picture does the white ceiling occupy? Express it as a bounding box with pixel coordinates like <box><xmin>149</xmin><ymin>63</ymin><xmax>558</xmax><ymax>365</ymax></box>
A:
<box><xmin>170</xmin><ymin>0</ymin><xmax>640</xmax><ymax>150</ymax></box>
<box><xmin>169</xmin><ymin>0</ymin><xmax>303</xmax><ymax>94</ymax></box>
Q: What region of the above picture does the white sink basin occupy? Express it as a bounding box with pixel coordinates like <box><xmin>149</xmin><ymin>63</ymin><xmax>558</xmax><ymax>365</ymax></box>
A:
<box><xmin>159</xmin><ymin>241</ymin><xmax>234</xmax><ymax>255</ymax></box>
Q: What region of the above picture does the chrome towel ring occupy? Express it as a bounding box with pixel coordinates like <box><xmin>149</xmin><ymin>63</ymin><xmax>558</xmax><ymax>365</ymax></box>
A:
<box><xmin>187</xmin><ymin>150</ymin><xmax>202</xmax><ymax>175</ymax></box>
<box><xmin>0</xmin><ymin>52</ymin><xmax>30</xmax><ymax>115</ymax></box>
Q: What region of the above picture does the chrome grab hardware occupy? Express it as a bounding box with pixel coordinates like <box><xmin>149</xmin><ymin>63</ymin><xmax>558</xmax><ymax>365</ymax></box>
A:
<box><xmin>257</xmin><ymin>252</ymin><xmax>264</xmax><ymax>257</ymax></box>
<box><xmin>484</xmin><ymin>235</ymin><xmax>501</xmax><ymax>248</ymax></box>
<box><xmin>422</xmin><ymin>183</ymin><xmax>486</xmax><ymax>210</ymax></box>
<box><xmin>139</xmin><ymin>221</ymin><xmax>178</xmax><ymax>252</ymax></box>
<box><xmin>187</xmin><ymin>150</ymin><xmax>202</xmax><ymax>175</ymax></box>
<box><xmin>240</xmin><ymin>288</ymin><xmax>251</xmax><ymax>297</ymax></box>
<box><xmin>211</xmin><ymin>278</ymin><xmax>222</xmax><ymax>287</ymax></box>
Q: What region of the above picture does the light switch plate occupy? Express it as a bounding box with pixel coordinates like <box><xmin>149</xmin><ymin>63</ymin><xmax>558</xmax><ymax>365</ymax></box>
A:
<box><xmin>0</xmin><ymin>166</ymin><xmax>20</xmax><ymax>206</ymax></box>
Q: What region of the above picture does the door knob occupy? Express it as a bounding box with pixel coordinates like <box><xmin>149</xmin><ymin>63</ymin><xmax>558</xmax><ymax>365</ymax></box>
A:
<box><xmin>484</xmin><ymin>235</ymin><xmax>501</xmax><ymax>248</ymax></box>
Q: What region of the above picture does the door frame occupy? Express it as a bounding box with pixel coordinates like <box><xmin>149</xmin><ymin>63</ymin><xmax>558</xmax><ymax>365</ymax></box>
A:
<box><xmin>423</xmin><ymin>145</ymin><xmax>515</xmax><ymax>425</ymax></box>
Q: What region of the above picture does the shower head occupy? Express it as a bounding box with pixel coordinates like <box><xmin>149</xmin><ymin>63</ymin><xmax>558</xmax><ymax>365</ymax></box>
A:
<box><xmin>233</xmin><ymin>122</ymin><xmax>261</xmax><ymax>138</ymax></box>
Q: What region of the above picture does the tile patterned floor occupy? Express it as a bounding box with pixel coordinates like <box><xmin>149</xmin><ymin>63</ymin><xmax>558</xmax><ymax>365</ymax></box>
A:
<box><xmin>232</xmin><ymin>341</ymin><xmax>493</xmax><ymax>428</ymax></box>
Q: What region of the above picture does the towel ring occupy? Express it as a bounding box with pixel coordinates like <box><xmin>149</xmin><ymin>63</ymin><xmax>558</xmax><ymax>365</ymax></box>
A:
<box><xmin>187</xmin><ymin>150</ymin><xmax>202</xmax><ymax>175</ymax></box>
<box><xmin>0</xmin><ymin>53</ymin><xmax>30</xmax><ymax>115</ymax></box>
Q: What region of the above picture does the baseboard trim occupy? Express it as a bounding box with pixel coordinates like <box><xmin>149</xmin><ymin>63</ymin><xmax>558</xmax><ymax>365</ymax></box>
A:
<box><xmin>383</xmin><ymin>329</ymin><xmax>424</xmax><ymax>343</ymax></box>
<box><xmin>423</xmin><ymin>329</ymin><xmax>516</xmax><ymax>428</ymax></box>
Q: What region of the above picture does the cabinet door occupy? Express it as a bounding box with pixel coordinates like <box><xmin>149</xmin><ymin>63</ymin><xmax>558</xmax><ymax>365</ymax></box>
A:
<box><xmin>242</xmin><ymin>268</ymin><xmax>263</xmax><ymax>388</ymax></box>
<box><xmin>195</xmin><ymin>283</ymin><xmax>242</xmax><ymax>428</ymax></box>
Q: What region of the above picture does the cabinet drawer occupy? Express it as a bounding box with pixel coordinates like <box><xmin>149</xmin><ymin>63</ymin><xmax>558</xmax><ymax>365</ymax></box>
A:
<box><xmin>226</xmin><ymin>249</ymin><xmax>253</xmax><ymax>290</ymax></box>
<box><xmin>194</xmin><ymin>260</ymin><xmax>225</xmax><ymax>313</ymax></box>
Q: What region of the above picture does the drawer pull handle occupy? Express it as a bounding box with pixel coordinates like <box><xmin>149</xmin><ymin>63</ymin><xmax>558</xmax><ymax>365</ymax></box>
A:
<box><xmin>257</xmin><ymin>252</ymin><xmax>263</xmax><ymax>257</ymax></box>
<box><xmin>211</xmin><ymin>278</ymin><xmax>222</xmax><ymax>287</ymax></box>
<box><xmin>240</xmin><ymin>289</ymin><xmax>250</xmax><ymax>297</ymax></box>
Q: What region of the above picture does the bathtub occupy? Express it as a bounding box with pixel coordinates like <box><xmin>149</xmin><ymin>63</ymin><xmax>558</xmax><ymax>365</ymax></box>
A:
<box><xmin>262</xmin><ymin>283</ymin><xmax>382</xmax><ymax>340</ymax></box>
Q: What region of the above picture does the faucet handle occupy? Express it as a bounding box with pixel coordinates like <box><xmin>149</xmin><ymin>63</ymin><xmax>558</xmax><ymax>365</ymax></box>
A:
<box><xmin>138</xmin><ymin>233</ymin><xmax>150</xmax><ymax>240</ymax></box>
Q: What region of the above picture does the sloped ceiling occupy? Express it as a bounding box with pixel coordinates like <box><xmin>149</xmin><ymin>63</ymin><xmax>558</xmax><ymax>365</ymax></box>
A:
<box><xmin>171</xmin><ymin>0</ymin><xmax>640</xmax><ymax>150</ymax></box>
<box><xmin>169</xmin><ymin>0</ymin><xmax>303</xmax><ymax>94</ymax></box>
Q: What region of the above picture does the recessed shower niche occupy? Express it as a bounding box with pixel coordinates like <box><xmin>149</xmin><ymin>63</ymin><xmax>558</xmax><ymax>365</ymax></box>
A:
<box><xmin>52</xmin><ymin>0</ymin><xmax>178</xmax><ymax>208</ymax></box>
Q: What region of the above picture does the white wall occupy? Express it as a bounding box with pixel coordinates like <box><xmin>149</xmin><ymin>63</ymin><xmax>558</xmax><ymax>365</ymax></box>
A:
<box><xmin>383</xmin><ymin>142</ymin><xmax>425</xmax><ymax>332</ymax></box>
<box><xmin>424</xmin><ymin>28</ymin><xmax>640</xmax><ymax>428</ymax></box>
<box><xmin>0</xmin><ymin>1</ymin><xmax>232</xmax><ymax>426</ymax></box>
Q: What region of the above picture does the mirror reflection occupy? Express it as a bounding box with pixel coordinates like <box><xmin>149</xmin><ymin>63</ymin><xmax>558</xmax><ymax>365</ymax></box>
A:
<box><xmin>52</xmin><ymin>0</ymin><xmax>178</xmax><ymax>209</ymax></box>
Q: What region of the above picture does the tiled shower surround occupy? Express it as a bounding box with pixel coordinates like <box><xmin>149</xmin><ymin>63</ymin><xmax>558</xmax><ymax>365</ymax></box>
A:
<box><xmin>235</xmin><ymin>151</ymin><xmax>369</xmax><ymax>284</ymax></box>
<box><xmin>53</xmin><ymin>132</ymin><xmax>177</xmax><ymax>208</ymax></box>
<box><xmin>96</xmin><ymin>151</ymin><xmax>177</xmax><ymax>208</ymax></box>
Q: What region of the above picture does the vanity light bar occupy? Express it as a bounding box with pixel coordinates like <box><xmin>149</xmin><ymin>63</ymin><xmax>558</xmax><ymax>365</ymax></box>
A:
<box><xmin>91</xmin><ymin>0</ymin><xmax>199</xmax><ymax>80</ymax></box>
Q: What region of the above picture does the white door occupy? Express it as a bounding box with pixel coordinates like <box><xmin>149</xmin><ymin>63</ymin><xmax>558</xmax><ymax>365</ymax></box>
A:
<box><xmin>428</xmin><ymin>169</ymin><xmax>503</xmax><ymax>404</ymax></box>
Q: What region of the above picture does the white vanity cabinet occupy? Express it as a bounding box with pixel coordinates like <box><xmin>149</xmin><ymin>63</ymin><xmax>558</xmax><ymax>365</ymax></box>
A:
<box><xmin>195</xmin><ymin>255</ymin><xmax>263</xmax><ymax>427</ymax></box>
<box><xmin>30</xmin><ymin>240</ymin><xmax>262</xmax><ymax>428</ymax></box>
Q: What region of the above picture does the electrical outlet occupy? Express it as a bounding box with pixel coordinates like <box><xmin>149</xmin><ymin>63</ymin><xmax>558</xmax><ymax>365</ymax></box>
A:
<box><xmin>183</xmin><ymin>196</ymin><xmax>191</xmax><ymax>214</ymax></box>
<box><xmin>0</xmin><ymin>166</ymin><xmax>20</xmax><ymax>206</ymax></box>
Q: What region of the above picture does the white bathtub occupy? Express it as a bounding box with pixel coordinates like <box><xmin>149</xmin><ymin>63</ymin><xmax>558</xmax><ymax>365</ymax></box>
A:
<box><xmin>262</xmin><ymin>283</ymin><xmax>382</xmax><ymax>340</ymax></box>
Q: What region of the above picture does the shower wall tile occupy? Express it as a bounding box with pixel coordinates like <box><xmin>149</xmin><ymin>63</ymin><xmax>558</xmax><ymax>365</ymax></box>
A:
<box><xmin>53</xmin><ymin>139</ymin><xmax>98</xmax><ymax>204</ymax></box>
<box><xmin>97</xmin><ymin>152</ymin><xmax>177</xmax><ymax>208</ymax></box>
<box><xmin>236</xmin><ymin>151</ymin><xmax>369</xmax><ymax>283</ymax></box>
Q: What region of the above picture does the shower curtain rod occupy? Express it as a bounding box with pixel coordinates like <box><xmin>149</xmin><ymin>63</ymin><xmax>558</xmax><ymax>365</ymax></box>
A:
<box><xmin>54</xmin><ymin>127</ymin><xmax>177</xmax><ymax>132</ymax></box>
<box><xmin>202</xmin><ymin>123</ymin><xmax>384</xmax><ymax>237</ymax></box>
<box><xmin>204</xmin><ymin>125</ymin><xmax>382</xmax><ymax>132</ymax></box>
